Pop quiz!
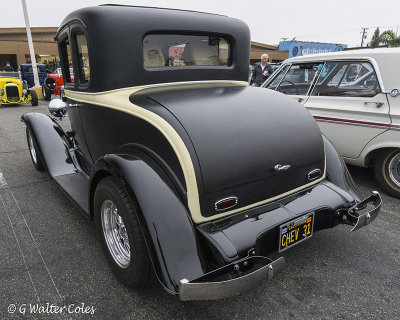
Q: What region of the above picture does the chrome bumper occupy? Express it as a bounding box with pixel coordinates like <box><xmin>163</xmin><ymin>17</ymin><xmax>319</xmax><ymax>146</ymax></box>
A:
<box><xmin>179</xmin><ymin>256</ymin><xmax>287</xmax><ymax>301</ymax></box>
<box><xmin>337</xmin><ymin>191</ymin><xmax>382</xmax><ymax>232</ymax></box>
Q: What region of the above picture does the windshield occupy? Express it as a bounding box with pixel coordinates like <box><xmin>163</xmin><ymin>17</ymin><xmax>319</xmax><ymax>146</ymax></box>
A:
<box><xmin>0</xmin><ymin>71</ymin><xmax>20</xmax><ymax>79</ymax></box>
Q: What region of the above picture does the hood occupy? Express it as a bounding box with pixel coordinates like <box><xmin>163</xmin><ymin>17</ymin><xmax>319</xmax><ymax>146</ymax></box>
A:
<box><xmin>132</xmin><ymin>84</ymin><xmax>325</xmax><ymax>218</ymax></box>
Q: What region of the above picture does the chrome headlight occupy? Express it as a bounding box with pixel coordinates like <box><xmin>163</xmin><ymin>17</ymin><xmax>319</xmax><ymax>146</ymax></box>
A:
<box><xmin>22</xmin><ymin>88</ymin><xmax>27</xmax><ymax>95</ymax></box>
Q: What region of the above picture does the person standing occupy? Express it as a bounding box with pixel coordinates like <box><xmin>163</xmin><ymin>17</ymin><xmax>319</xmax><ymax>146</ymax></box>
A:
<box><xmin>251</xmin><ymin>54</ymin><xmax>273</xmax><ymax>87</ymax></box>
<box><xmin>3</xmin><ymin>62</ymin><xmax>14</xmax><ymax>71</ymax></box>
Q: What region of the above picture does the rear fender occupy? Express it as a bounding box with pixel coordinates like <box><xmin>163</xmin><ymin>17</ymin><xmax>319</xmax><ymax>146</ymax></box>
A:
<box><xmin>323</xmin><ymin>135</ymin><xmax>361</xmax><ymax>202</ymax></box>
<box><xmin>89</xmin><ymin>154</ymin><xmax>205</xmax><ymax>294</ymax></box>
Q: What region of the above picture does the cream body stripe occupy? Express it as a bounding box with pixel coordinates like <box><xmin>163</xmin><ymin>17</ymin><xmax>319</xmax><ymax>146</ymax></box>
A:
<box><xmin>65</xmin><ymin>80</ymin><xmax>325</xmax><ymax>223</ymax></box>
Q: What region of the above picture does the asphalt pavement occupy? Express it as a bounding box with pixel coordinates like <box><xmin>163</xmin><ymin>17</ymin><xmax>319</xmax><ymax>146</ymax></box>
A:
<box><xmin>0</xmin><ymin>101</ymin><xmax>399</xmax><ymax>319</ymax></box>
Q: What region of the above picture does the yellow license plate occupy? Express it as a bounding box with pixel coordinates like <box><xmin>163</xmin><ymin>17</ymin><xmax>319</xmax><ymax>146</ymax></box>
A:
<box><xmin>279</xmin><ymin>213</ymin><xmax>314</xmax><ymax>252</ymax></box>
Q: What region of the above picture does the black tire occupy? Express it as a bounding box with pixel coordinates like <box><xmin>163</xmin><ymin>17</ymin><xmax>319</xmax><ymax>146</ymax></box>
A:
<box><xmin>30</xmin><ymin>90</ymin><xmax>38</xmax><ymax>106</ymax></box>
<box><xmin>26</xmin><ymin>127</ymin><xmax>45</xmax><ymax>171</ymax></box>
<box><xmin>42</xmin><ymin>85</ymin><xmax>51</xmax><ymax>101</ymax></box>
<box><xmin>94</xmin><ymin>176</ymin><xmax>151</xmax><ymax>289</ymax></box>
<box><xmin>373</xmin><ymin>149</ymin><xmax>400</xmax><ymax>198</ymax></box>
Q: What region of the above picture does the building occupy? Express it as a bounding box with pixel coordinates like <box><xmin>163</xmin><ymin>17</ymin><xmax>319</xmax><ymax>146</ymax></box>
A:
<box><xmin>250</xmin><ymin>41</ymin><xmax>288</xmax><ymax>64</ymax></box>
<box><xmin>279</xmin><ymin>40</ymin><xmax>348</xmax><ymax>59</ymax></box>
<box><xmin>0</xmin><ymin>27</ymin><xmax>58</xmax><ymax>71</ymax></box>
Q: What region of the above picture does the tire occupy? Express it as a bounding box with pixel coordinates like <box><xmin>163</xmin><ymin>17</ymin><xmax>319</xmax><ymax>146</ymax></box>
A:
<box><xmin>30</xmin><ymin>90</ymin><xmax>38</xmax><ymax>106</ymax></box>
<box><xmin>26</xmin><ymin>127</ymin><xmax>45</xmax><ymax>171</ymax></box>
<box><xmin>94</xmin><ymin>176</ymin><xmax>151</xmax><ymax>289</ymax></box>
<box><xmin>42</xmin><ymin>85</ymin><xmax>51</xmax><ymax>101</ymax></box>
<box><xmin>373</xmin><ymin>149</ymin><xmax>400</xmax><ymax>198</ymax></box>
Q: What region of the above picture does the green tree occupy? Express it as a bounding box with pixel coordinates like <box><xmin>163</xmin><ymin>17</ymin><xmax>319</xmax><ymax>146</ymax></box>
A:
<box><xmin>370</xmin><ymin>29</ymin><xmax>400</xmax><ymax>48</ymax></box>
<box><xmin>370</xmin><ymin>27</ymin><xmax>380</xmax><ymax>48</ymax></box>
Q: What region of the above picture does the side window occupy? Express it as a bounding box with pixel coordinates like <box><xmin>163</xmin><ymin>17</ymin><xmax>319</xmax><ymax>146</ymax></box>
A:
<box><xmin>266</xmin><ymin>65</ymin><xmax>290</xmax><ymax>89</ymax></box>
<box><xmin>268</xmin><ymin>63</ymin><xmax>321</xmax><ymax>95</ymax></box>
<box><xmin>74</xmin><ymin>31</ymin><xmax>90</xmax><ymax>84</ymax></box>
<box><xmin>312</xmin><ymin>61</ymin><xmax>381</xmax><ymax>97</ymax></box>
<box><xmin>59</xmin><ymin>37</ymin><xmax>74</xmax><ymax>84</ymax></box>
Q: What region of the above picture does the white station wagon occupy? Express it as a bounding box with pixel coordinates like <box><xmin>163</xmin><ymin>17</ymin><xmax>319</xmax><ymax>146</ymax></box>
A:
<box><xmin>263</xmin><ymin>48</ymin><xmax>400</xmax><ymax>198</ymax></box>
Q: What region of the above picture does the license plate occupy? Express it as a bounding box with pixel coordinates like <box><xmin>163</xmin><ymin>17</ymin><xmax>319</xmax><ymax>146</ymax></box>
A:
<box><xmin>279</xmin><ymin>213</ymin><xmax>314</xmax><ymax>252</ymax></box>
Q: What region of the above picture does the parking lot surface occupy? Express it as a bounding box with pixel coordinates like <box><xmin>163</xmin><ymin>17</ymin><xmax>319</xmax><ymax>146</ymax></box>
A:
<box><xmin>0</xmin><ymin>101</ymin><xmax>399</xmax><ymax>319</ymax></box>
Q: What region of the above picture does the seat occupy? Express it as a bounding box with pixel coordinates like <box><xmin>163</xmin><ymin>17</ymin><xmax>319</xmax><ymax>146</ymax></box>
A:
<box><xmin>182</xmin><ymin>41</ymin><xmax>220</xmax><ymax>66</ymax></box>
<box><xmin>143</xmin><ymin>44</ymin><xmax>165</xmax><ymax>68</ymax></box>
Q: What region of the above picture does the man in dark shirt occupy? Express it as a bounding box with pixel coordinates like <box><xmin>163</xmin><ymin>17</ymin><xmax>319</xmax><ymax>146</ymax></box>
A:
<box><xmin>251</xmin><ymin>54</ymin><xmax>273</xmax><ymax>87</ymax></box>
<box><xmin>3</xmin><ymin>62</ymin><xmax>14</xmax><ymax>72</ymax></box>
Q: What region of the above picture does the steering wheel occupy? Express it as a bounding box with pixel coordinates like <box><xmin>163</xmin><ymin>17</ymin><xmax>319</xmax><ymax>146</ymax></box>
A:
<box><xmin>279</xmin><ymin>80</ymin><xmax>299</xmax><ymax>95</ymax></box>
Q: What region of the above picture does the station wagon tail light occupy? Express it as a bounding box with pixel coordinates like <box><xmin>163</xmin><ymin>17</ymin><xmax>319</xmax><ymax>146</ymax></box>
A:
<box><xmin>215</xmin><ymin>197</ymin><xmax>238</xmax><ymax>211</ymax></box>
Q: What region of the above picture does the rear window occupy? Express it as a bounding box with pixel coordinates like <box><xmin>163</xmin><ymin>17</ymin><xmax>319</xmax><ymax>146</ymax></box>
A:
<box><xmin>143</xmin><ymin>34</ymin><xmax>231</xmax><ymax>68</ymax></box>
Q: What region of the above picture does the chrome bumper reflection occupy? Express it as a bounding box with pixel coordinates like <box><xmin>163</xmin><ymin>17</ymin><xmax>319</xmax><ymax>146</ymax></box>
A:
<box><xmin>337</xmin><ymin>191</ymin><xmax>382</xmax><ymax>232</ymax></box>
<box><xmin>179</xmin><ymin>256</ymin><xmax>287</xmax><ymax>301</ymax></box>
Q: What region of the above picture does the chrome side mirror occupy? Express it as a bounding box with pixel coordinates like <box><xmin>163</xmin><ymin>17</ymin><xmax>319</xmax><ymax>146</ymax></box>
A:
<box><xmin>48</xmin><ymin>98</ymin><xmax>67</xmax><ymax>119</ymax></box>
<box><xmin>44</xmin><ymin>77</ymin><xmax>56</xmax><ymax>91</ymax></box>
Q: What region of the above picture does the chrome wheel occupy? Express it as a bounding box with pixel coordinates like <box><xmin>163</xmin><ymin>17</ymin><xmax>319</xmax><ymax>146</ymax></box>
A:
<box><xmin>388</xmin><ymin>153</ymin><xmax>400</xmax><ymax>188</ymax></box>
<box><xmin>101</xmin><ymin>199</ymin><xmax>131</xmax><ymax>268</ymax></box>
<box><xmin>27</xmin><ymin>130</ymin><xmax>37</xmax><ymax>164</ymax></box>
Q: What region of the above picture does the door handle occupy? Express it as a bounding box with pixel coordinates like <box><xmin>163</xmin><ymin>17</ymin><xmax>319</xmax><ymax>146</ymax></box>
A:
<box><xmin>364</xmin><ymin>102</ymin><xmax>384</xmax><ymax>108</ymax></box>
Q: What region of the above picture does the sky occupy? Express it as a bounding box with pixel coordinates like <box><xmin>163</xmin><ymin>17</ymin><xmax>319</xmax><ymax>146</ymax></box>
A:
<box><xmin>2</xmin><ymin>0</ymin><xmax>399</xmax><ymax>47</ymax></box>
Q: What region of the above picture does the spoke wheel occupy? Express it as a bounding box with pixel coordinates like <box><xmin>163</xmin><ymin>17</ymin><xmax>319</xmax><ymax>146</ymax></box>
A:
<box><xmin>94</xmin><ymin>176</ymin><xmax>151</xmax><ymax>289</ymax></box>
<box><xmin>101</xmin><ymin>199</ymin><xmax>131</xmax><ymax>268</ymax></box>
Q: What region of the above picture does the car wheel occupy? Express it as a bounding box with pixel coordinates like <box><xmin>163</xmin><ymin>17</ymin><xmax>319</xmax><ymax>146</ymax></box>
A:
<box><xmin>26</xmin><ymin>127</ymin><xmax>45</xmax><ymax>171</ymax></box>
<box><xmin>94</xmin><ymin>176</ymin><xmax>151</xmax><ymax>289</ymax></box>
<box><xmin>373</xmin><ymin>149</ymin><xmax>400</xmax><ymax>198</ymax></box>
<box><xmin>42</xmin><ymin>85</ymin><xmax>51</xmax><ymax>101</ymax></box>
<box><xmin>30</xmin><ymin>90</ymin><xmax>39</xmax><ymax>106</ymax></box>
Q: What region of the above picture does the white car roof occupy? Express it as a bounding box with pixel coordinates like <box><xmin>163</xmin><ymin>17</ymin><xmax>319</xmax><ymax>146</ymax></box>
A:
<box><xmin>284</xmin><ymin>48</ymin><xmax>400</xmax><ymax>91</ymax></box>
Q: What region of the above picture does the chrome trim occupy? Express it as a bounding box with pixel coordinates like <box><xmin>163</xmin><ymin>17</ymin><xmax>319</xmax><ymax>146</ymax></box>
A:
<box><xmin>274</xmin><ymin>164</ymin><xmax>291</xmax><ymax>172</ymax></box>
<box><xmin>308</xmin><ymin>169</ymin><xmax>321</xmax><ymax>181</ymax></box>
<box><xmin>215</xmin><ymin>196</ymin><xmax>238</xmax><ymax>211</ymax></box>
<box><xmin>179</xmin><ymin>256</ymin><xmax>287</xmax><ymax>301</ymax></box>
<box><xmin>314</xmin><ymin>116</ymin><xmax>390</xmax><ymax>130</ymax></box>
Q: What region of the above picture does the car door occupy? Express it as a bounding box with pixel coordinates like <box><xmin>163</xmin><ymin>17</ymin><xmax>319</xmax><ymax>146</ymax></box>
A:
<box><xmin>304</xmin><ymin>60</ymin><xmax>390</xmax><ymax>159</ymax></box>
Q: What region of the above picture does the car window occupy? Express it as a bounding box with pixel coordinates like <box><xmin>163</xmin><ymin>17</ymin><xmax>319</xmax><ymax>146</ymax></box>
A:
<box><xmin>75</xmin><ymin>31</ymin><xmax>90</xmax><ymax>83</ymax></box>
<box><xmin>143</xmin><ymin>34</ymin><xmax>231</xmax><ymax>68</ymax></box>
<box><xmin>60</xmin><ymin>37</ymin><xmax>74</xmax><ymax>83</ymax></box>
<box><xmin>266</xmin><ymin>63</ymin><xmax>321</xmax><ymax>95</ymax></box>
<box><xmin>311</xmin><ymin>61</ymin><xmax>381</xmax><ymax>97</ymax></box>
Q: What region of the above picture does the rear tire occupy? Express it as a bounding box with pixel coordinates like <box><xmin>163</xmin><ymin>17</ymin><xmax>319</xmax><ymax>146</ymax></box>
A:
<box><xmin>42</xmin><ymin>85</ymin><xmax>51</xmax><ymax>101</ymax></box>
<box><xmin>373</xmin><ymin>149</ymin><xmax>400</xmax><ymax>198</ymax></box>
<box><xmin>26</xmin><ymin>127</ymin><xmax>45</xmax><ymax>171</ymax></box>
<box><xmin>30</xmin><ymin>90</ymin><xmax>38</xmax><ymax>106</ymax></box>
<box><xmin>94</xmin><ymin>176</ymin><xmax>151</xmax><ymax>289</ymax></box>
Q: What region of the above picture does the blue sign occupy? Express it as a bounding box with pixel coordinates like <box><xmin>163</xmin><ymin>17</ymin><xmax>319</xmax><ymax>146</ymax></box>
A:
<box><xmin>279</xmin><ymin>41</ymin><xmax>348</xmax><ymax>58</ymax></box>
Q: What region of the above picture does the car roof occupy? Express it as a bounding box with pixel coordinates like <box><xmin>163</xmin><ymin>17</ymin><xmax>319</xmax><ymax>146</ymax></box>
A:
<box><xmin>56</xmin><ymin>5</ymin><xmax>250</xmax><ymax>91</ymax></box>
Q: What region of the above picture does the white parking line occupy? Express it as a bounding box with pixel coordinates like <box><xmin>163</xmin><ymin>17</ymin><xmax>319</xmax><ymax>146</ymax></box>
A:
<box><xmin>0</xmin><ymin>168</ymin><xmax>63</xmax><ymax>303</ymax></box>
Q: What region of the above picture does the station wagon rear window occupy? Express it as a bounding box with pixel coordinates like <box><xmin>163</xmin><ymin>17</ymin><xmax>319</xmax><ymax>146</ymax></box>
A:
<box><xmin>143</xmin><ymin>34</ymin><xmax>231</xmax><ymax>68</ymax></box>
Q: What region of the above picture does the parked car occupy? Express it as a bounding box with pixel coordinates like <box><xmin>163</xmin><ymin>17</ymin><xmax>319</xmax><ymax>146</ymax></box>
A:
<box><xmin>20</xmin><ymin>63</ymin><xmax>47</xmax><ymax>88</ymax></box>
<box><xmin>42</xmin><ymin>68</ymin><xmax>74</xmax><ymax>101</ymax></box>
<box><xmin>23</xmin><ymin>5</ymin><xmax>381</xmax><ymax>300</ymax></box>
<box><xmin>263</xmin><ymin>48</ymin><xmax>400</xmax><ymax>198</ymax></box>
<box><xmin>0</xmin><ymin>71</ymin><xmax>38</xmax><ymax>106</ymax></box>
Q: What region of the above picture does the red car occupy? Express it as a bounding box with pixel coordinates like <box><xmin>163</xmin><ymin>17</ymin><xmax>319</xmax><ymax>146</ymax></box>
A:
<box><xmin>42</xmin><ymin>68</ymin><xmax>74</xmax><ymax>100</ymax></box>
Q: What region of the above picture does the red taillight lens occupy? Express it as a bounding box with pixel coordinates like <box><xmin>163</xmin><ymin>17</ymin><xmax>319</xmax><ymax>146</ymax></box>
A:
<box><xmin>215</xmin><ymin>197</ymin><xmax>238</xmax><ymax>211</ymax></box>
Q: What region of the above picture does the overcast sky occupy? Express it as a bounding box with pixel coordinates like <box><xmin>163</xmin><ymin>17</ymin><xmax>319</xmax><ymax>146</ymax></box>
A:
<box><xmin>3</xmin><ymin>0</ymin><xmax>399</xmax><ymax>47</ymax></box>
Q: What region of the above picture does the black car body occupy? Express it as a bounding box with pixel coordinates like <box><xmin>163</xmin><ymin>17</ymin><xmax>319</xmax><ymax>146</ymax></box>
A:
<box><xmin>22</xmin><ymin>5</ymin><xmax>381</xmax><ymax>300</ymax></box>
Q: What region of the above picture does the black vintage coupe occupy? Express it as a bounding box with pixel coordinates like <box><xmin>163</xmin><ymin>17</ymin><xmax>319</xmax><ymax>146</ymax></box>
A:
<box><xmin>23</xmin><ymin>5</ymin><xmax>381</xmax><ymax>300</ymax></box>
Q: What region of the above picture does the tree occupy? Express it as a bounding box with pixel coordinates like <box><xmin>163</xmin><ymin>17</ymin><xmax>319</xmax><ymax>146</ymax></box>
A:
<box><xmin>370</xmin><ymin>28</ymin><xmax>400</xmax><ymax>48</ymax></box>
<box><xmin>370</xmin><ymin>28</ymin><xmax>380</xmax><ymax>48</ymax></box>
